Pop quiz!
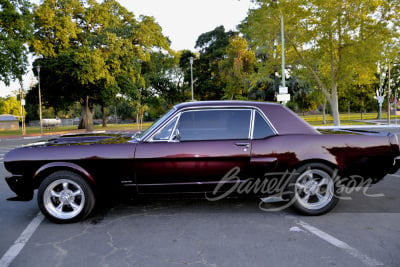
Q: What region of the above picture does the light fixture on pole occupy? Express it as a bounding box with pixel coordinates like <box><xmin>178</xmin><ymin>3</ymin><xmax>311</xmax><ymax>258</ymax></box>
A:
<box><xmin>189</xmin><ymin>57</ymin><xmax>194</xmax><ymax>101</ymax></box>
<box><xmin>36</xmin><ymin>65</ymin><xmax>43</xmax><ymax>135</ymax></box>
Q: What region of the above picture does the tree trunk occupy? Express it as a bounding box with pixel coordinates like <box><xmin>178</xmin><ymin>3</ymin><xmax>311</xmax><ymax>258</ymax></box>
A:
<box><xmin>101</xmin><ymin>105</ymin><xmax>107</xmax><ymax>127</ymax></box>
<box><xmin>79</xmin><ymin>96</ymin><xmax>94</xmax><ymax>131</ymax></box>
<box><xmin>322</xmin><ymin>96</ymin><xmax>327</xmax><ymax>125</ymax></box>
<box><xmin>329</xmin><ymin>93</ymin><xmax>340</xmax><ymax>126</ymax></box>
<box><xmin>136</xmin><ymin>113</ymin><xmax>140</xmax><ymax>131</ymax></box>
<box><xmin>292</xmin><ymin>45</ymin><xmax>341</xmax><ymax>126</ymax></box>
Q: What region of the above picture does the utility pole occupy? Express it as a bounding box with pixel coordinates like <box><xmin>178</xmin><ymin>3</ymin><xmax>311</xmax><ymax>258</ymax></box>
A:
<box><xmin>19</xmin><ymin>80</ymin><xmax>26</xmax><ymax>135</ymax></box>
<box><xmin>189</xmin><ymin>57</ymin><xmax>194</xmax><ymax>101</ymax></box>
<box><xmin>36</xmin><ymin>65</ymin><xmax>43</xmax><ymax>135</ymax></box>
<box><xmin>388</xmin><ymin>62</ymin><xmax>391</xmax><ymax>125</ymax></box>
<box><xmin>281</xmin><ymin>15</ymin><xmax>285</xmax><ymax>88</ymax></box>
<box><xmin>277</xmin><ymin>7</ymin><xmax>290</xmax><ymax>103</ymax></box>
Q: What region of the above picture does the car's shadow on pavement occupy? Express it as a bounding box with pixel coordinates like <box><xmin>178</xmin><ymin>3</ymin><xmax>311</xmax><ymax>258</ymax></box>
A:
<box><xmin>87</xmin><ymin>195</ymin><xmax>300</xmax><ymax>225</ymax></box>
<box><xmin>332</xmin><ymin>174</ymin><xmax>400</xmax><ymax>213</ymax></box>
<box><xmin>86</xmin><ymin>180</ymin><xmax>400</xmax><ymax>225</ymax></box>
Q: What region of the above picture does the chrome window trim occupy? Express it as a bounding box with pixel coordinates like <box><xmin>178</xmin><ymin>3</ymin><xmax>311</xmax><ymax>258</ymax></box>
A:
<box><xmin>168</xmin><ymin>113</ymin><xmax>181</xmax><ymax>142</ymax></box>
<box><xmin>249</xmin><ymin>109</ymin><xmax>255</xmax><ymax>139</ymax></box>
<box><xmin>148</xmin><ymin>113</ymin><xmax>180</xmax><ymax>142</ymax></box>
<box><xmin>175</xmin><ymin>108</ymin><xmax>253</xmax><ymax>141</ymax></box>
<box><xmin>252</xmin><ymin>109</ymin><xmax>278</xmax><ymax>139</ymax></box>
<box><xmin>136</xmin><ymin>107</ymin><xmax>178</xmax><ymax>141</ymax></box>
<box><xmin>142</xmin><ymin>104</ymin><xmax>278</xmax><ymax>142</ymax></box>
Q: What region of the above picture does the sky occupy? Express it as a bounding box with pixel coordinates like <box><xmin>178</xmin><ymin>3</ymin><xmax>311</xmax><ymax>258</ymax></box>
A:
<box><xmin>0</xmin><ymin>0</ymin><xmax>254</xmax><ymax>97</ymax></box>
<box><xmin>117</xmin><ymin>0</ymin><xmax>253</xmax><ymax>51</ymax></box>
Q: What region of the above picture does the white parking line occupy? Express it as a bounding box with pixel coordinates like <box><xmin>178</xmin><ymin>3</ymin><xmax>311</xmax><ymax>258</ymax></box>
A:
<box><xmin>0</xmin><ymin>212</ymin><xmax>44</xmax><ymax>267</ymax></box>
<box><xmin>297</xmin><ymin>220</ymin><xmax>384</xmax><ymax>266</ymax></box>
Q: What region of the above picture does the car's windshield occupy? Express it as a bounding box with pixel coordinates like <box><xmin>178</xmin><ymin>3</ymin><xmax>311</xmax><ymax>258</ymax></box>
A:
<box><xmin>134</xmin><ymin>107</ymin><xmax>177</xmax><ymax>141</ymax></box>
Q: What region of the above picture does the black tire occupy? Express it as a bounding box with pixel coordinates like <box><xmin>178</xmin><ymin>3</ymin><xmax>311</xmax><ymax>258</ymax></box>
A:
<box><xmin>288</xmin><ymin>163</ymin><xmax>339</xmax><ymax>215</ymax></box>
<box><xmin>38</xmin><ymin>171</ymin><xmax>95</xmax><ymax>223</ymax></box>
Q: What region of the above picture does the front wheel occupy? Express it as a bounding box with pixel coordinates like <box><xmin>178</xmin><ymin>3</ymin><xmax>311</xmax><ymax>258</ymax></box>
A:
<box><xmin>289</xmin><ymin>163</ymin><xmax>339</xmax><ymax>215</ymax></box>
<box><xmin>38</xmin><ymin>171</ymin><xmax>95</xmax><ymax>223</ymax></box>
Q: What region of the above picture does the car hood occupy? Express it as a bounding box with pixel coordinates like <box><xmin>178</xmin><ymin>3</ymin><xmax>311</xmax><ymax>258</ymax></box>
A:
<box><xmin>24</xmin><ymin>133</ymin><xmax>136</xmax><ymax>147</ymax></box>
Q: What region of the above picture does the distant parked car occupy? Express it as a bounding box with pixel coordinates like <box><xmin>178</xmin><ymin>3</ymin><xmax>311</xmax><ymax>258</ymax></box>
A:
<box><xmin>4</xmin><ymin>101</ymin><xmax>400</xmax><ymax>223</ymax></box>
<box><xmin>42</xmin><ymin>118</ymin><xmax>61</xmax><ymax>128</ymax></box>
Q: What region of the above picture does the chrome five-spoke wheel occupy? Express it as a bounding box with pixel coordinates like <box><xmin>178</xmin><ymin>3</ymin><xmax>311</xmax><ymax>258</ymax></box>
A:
<box><xmin>43</xmin><ymin>179</ymin><xmax>86</xmax><ymax>220</ymax></box>
<box><xmin>290</xmin><ymin>163</ymin><xmax>339</xmax><ymax>215</ymax></box>
<box><xmin>38</xmin><ymin>171</ymin><xmax>95</xmax><ymax>223</ymax></box>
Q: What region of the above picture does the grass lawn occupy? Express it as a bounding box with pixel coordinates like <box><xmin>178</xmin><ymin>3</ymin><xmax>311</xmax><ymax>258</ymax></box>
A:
<box><xmin>300</xmin><ymin>112</ymin><xmax>398</xmax><ymax>126</ymax></box>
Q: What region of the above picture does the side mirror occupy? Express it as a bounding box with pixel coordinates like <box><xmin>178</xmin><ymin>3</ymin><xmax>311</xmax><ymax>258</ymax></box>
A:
<box><xmin>132</xmin><ymin>131</ymin><xmax>142</xmax><ymax>139</ymax></box>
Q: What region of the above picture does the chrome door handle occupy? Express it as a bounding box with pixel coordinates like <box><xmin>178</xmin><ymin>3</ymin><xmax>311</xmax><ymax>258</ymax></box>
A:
<box><xmin>235</xmin><ymin>143</ymin><xmax>250</xmax><ymax>148</ymax></box>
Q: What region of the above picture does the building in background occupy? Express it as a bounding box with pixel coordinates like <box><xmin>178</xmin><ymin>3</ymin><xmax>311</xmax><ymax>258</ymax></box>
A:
<box><xmin>0</xmin><ymin>114</ymin><xmax>19</xmax><ymax>130</ymax></box>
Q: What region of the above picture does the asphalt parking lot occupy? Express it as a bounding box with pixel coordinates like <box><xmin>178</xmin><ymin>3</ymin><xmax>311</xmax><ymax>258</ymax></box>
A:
<box><xmin>0</xmin><ymin>133</ymin><xmax>400</xmax><ymax>267</ymax></box>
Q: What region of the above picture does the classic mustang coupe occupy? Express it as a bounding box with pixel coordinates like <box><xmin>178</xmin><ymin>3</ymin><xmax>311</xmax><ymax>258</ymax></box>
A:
<box><xmin>4</xmin><ymin>101</ymin><xmax>400</xmax><ymax>223</ymax></box>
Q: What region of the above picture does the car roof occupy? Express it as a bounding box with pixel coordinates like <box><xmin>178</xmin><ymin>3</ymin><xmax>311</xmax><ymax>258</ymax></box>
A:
<box><xmin>174</xmin><ymin>100</ymin><xmax>319</xmax><ymax>135</ymax></box>
<box><xmin>174</xmin><ymin>100</ymin><xmax>280</xmax><ymax>109</ymax></box>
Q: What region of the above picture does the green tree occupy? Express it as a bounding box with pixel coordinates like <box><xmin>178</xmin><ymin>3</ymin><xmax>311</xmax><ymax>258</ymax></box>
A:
<box><xmin>143</xmin><ymin>51</ymin><xmax>186</xmax><ymax>106</ymax></box>
<box><xmin>31</xmin><ymin>0</ymin><xmax>170</xmax><ymax>130</ymax></box>
<box><xmin>0</xmin><ymin>0</ymin><xmax>32</xmax><ymax>85</ymax></box>
<box><xmin>194</xmin><ymin>26</ymin><xmax>235</xmax><ymax>100</ymax></box>
<box><xmin>286</xmin><ymin>77</ymin><xmax>317</xmax><ymax>113</ymax></box>
<box><xmin>219</xmin><ymin>36</ymin><xmax>256</xmax><ymax>99</ymax></box>
<box><xmin>241</xmin><ymin>0</ymin><xmax>400</xmax><ymax>125</ymax></box>
<box><xmin>0</xmin><ymin>96</ymin><xmax>21</xmax><ymax>116</ymax></box>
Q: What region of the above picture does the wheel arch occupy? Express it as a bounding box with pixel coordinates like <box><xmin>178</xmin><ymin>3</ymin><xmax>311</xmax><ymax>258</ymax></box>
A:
<box><xmin>33</xmin><ymin>162</ymin><xmax>96</xmax><ymax>189</ymax></box>
<box><xmin>292</xmin><ymin>159</ymin><xmax>338</xmax><ymax>174</ymax></box>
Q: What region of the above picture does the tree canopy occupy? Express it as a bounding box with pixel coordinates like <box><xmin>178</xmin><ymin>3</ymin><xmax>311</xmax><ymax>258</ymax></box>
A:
<box><xmin>3</xmin><ymin>0</ymin><xmax>400</xmax><ymax>127</ymax></box>
<box><xmin>240</xmin><ymin>0</ymin><xmax>400</xmax><ymax>125</ymax></box>
<box><xmin>194</xmin><ymin>26</ymin><xmax>235</xmax><ymax>100</ymax></box>
<box><xmin>219</xmin><ymin>35</ymin><xmax>256</xmax><ymax>100</ymax></box>
<box><xmin>0</xmin><ymin>0</ymin><xmax>32</xmax><ymax>85</ymax></box>
<box><xmin>30</xmin><ymin>0</ymin><xmax>171</xmax><ymax>129</ymax></box>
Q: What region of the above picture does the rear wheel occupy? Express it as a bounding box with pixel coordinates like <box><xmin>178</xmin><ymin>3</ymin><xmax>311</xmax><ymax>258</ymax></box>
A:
<box><xmin>289</xmin><ymin>163</ymin><xmax>339</xmax><ymax>215</ymax></box>
<box><xmin>38</xmin><ymin>171</ymin><xmax>95</xmax><ymax>223</ymax></box>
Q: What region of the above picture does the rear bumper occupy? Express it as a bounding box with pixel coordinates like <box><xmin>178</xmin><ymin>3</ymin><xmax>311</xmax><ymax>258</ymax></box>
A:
<box><xmin>5</xmin><ymin>175</ymin><xmax>33</xmax><ymax>201</ymax></box>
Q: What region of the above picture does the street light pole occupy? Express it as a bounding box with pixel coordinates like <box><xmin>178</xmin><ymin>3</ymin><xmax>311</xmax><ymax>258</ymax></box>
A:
<box><xmin>36</xmin><ymin>65</ymin><xmax>43</xmax><ymax>135</ymax></box>
<box><xmin>388</xmin><ymin>62</ymin><xmax>391</xmax><ymax>125</ymax></box>
<box><xmin>275</xmin><ymin>0</ymin><xmax>290</xmax><ymax>104</ymax></box>
<box><xmin>189</xmin><ymin>57</ymin><xmax>194</xmax><ymax>101</ymax></box>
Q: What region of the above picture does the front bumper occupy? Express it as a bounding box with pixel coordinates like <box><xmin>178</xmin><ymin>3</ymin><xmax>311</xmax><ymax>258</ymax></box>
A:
<box><xmin>5</xmin><ymin>175</ymin><xmax>33</xmax><ymax>201</ymax></box>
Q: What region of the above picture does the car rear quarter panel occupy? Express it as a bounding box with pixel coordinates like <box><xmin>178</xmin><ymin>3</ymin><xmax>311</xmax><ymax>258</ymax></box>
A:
<box><xmin>251</xmin><ymin>133</ymin><xmax>395</xmax><ymax>180</ymax></box>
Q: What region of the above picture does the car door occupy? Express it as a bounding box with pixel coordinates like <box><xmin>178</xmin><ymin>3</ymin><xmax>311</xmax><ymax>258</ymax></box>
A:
<box><xmin>248</xmin><ymin>110</ymin><xmax>280</xmax><ymax>179</ymax></box>
<box><xmin>134</xmin><ymin>108</ymin><xmax>253</xmax><ymax>193</ymax></box>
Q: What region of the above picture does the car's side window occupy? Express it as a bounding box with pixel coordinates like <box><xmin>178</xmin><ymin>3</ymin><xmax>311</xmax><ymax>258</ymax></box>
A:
<box><xmin>177</xmin><ymin>109</ymin><xmax>251</xmax><ymax>141</ymax></box>
<box><xmin>253</xmin><ymin>111</ymin><xmax>276</xmax><ymax>139</ymax></box>
<box><xmin>152</xmin><ymin>117</ymin><xmax>178</xmax><ymax>141</ymax></box>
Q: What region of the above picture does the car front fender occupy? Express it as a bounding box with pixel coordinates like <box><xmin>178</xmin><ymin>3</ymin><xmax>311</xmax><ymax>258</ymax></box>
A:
<box><xmin>33</xmin><ymin>162</ymin><xmax>96</xmax><ymax>187</ymax></box>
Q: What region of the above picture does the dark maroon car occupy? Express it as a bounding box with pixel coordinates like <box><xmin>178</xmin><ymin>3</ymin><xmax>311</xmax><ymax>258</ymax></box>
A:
<box><xmin>4</xmin><ymin>101</ymin><xmax>400</xmax><ymax>223</ymax></box>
